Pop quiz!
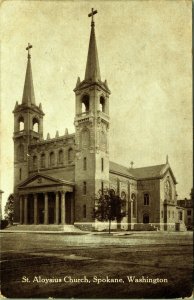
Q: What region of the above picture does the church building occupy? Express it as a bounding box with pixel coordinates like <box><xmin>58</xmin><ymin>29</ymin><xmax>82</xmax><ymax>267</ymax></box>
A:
<box><xmin>12</xmin><ymin>9</ymin><xmax>185</xmax><ymax>231</ymax></box>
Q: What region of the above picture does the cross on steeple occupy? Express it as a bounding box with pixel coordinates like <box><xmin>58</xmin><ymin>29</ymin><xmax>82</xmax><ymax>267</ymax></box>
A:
<box><xmin>88</xmin><ymin>8</ymin><xmax>98</xmax><ymax>25</ymax></box>
<box><xmin>26</xmin><ymin>43</ymin><xmax>32</xmax><ymax>59</ymax></box>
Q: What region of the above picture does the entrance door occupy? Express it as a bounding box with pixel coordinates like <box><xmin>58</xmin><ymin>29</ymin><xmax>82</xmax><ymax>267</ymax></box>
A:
<box><xmin>49</xmin><ymin>207</ymin><xmax>55</xmax><ymax>224</ymax></box>
<box><xmin>143</xmin><ymin>214</ymin><xmax>149</xmax><ymax>224</ymax></box>
<box><xmin>39</xmin><ymin>208</ymin><xmax>44</xmax><ymax>224</ymax></box>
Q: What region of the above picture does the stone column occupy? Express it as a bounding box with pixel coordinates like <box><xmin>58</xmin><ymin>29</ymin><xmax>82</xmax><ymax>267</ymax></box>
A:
<box><xmin>61</xmin><ymin>191</ymin><xmax>66</xmax><ymax>225</ymax></box>
<box><xmin>55</xmin><ymin>192</ymin><xmax>59</xmax><ymax>225</ymax></box>
<box><xmin>44</xmin><ymin>192</ymin><xmax>49</xmax><ymax>225</ymax></box>
<box><xmin>128</xmin><ymin>200</ymin><xmax>133</xmax><ymax>231</ymax></box>
<box><xmin>19</xmin><ymin>196</ymin><xmax>23</xmax><ymax>224</ymax></box>
<box><xmin>33</xmin><ymin>193</ymin><xmax>38</xmax><ymax>225</ymax></box>
<box><xmin>24</xmin><ymin>195</ymin><xmax>28</xmax><ymax>224</ymax></box>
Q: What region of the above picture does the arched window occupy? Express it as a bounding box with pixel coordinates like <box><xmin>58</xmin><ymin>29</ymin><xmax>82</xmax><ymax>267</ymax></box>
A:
<box><xmin>68</xmin><ymin>148</ymin><xmax>73</xmax><ymax>163</ymax></box>
<box><xmin>33</xmin><ymin>155</ymin><xmax>37</xmax><ymax>169</ymax></box>
<box><xmin>18</xmin><ymin>116</ymin><xmax>24</xmax><ymax>131</ymax></box>
<box><xmin>17</xmin><ymin>144</ymin><xmax>24</xmax><ymax>161</ymax></box>
<box><xmin>100</xmin><ymin>96</ymin><xmax>105</xmax><ymax>113</ymax></box>
<box><xmin>58</xmin><ymin>150</ymin><xmax>63</xmax><ymax>164</ymax></box>
<box><xmin>81</xmin><ymin>95</ymin><xmax>89</xmax><ymax>113</ymax></box>
<box><xmin>83</xmin><ymin>181</ymin><xmax>87</xmax><ymax>195</ymax></box>
<box><xmin>144</xmin><ymin>193</ymin><xmax>150</xmax><ymax>205</ymax></box>
<box><xmin>83</xmin><ymin>157</ymin><xmax>87</xmax><ymax>170</ymax></box>
<box><xmin>32</xmin><ymin>117</ymin><xmax>39</xmax><ymax>132</ymax></box>
<box><xmin>120</xmin><ymin>191</ymin><xmax>126</xmax><ymax>212</ymax></box>
<box><xmin>49</xmin><ymin>152</ymin><xmax>55</xmax><ymax>166</ymax></box>
<box><xmin>131</xmin><ymin>193</ymin><xmax>136</xmax><ymax>217</ymax></box>
<box><xmin>40</xmin><ymin>153</ymin><xmax>45</xmax><ymax>168</ymax></box>
<box><xmin>179</xmin><ymin>211</ymin><xmax>183</xmax><ymax>221</ymax></box>
<box><xmin>121</xmin><ymin>191</ymin><xmax>126</xmax><ymax>200</ymax></box>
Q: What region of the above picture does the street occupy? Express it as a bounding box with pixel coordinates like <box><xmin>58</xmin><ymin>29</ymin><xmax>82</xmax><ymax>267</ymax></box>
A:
<box><xmin>1</xmin><ymin>231</ymin><xmax>193</xmax><ymax>298</ymax></box>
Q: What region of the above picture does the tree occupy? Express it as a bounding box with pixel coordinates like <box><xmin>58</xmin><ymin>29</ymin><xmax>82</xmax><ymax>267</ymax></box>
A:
<box><xmin>92</xmin><ymin>189</ymin><xmax>126</xmax><ymax>234</ymax></box>
<box><xmin>4</xmin><ymin>194</ymin><xmax>14</xmax><ymax>225</ymax></box>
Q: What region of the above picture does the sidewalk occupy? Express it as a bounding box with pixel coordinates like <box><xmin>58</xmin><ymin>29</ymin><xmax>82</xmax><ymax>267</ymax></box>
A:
<box><xmin>1</xmin><ymin>228</ymin><xmax>191</xmax><ymax>236</ymax></box>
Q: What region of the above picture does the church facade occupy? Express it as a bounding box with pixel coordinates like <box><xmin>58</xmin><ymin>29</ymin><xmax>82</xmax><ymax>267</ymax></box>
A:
<box><xmin>13</xmin><ymin>11</ymin><xmax>185</xmax><ymax>231</ymax></box>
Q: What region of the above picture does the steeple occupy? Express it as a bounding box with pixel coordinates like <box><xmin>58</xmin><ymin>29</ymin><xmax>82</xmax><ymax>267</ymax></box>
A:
<box><xmin>22</xmin><ymin>43</ymin><xmax>36</xmax><ymax>106</ymax></box>
<box><xmin>85</xmin><ymin>8</ymin><xmax>101</xmax><ymax>82</ymax></box>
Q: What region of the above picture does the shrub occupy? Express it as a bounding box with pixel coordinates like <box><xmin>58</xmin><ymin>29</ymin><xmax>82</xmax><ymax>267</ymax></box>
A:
<box><xmin>1</xmin><ymin>219</ymin><xmax>9</xmax><ymax>229</ymax></box>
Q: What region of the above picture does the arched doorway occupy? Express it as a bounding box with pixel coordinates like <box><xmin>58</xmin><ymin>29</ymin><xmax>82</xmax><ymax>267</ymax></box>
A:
<box><xmin>143</xmin><ymin>214</ymin><xmax>149</xmax><ymax>224</ymax></box>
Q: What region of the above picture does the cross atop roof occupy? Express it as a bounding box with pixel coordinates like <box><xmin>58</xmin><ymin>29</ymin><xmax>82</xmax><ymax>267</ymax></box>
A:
<box><xmin>130</xmin><ymin>161</ymin><xmax>134</xmax><ymax>169</ymax></box>
<box><xmin>88</xmin><ymin>8</ymin><xmax>98</xmax><ymax>25</ymax></box>
<box><xmin>26</xmin><ymin>43</ymin><xmax>32</xmax><ymax>59</ymax></box>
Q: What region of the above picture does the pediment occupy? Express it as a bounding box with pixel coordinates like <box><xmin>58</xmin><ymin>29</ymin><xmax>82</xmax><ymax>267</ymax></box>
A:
<box><xmin>18</xmin><ymin>174</ymin><xmax>63</xmax><ymax>189</ymax></box>
<box><xmin>161</xmin><ymin>165</ymin><xmax>177</xmax><ymax>184</ymax></box>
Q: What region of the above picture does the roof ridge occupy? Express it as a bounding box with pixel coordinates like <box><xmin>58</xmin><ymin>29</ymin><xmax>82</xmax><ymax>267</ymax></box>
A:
<box><xmin>132</xmin><ymin>163</ymin><xmax>166</xmax><ymax>170</ymax></box>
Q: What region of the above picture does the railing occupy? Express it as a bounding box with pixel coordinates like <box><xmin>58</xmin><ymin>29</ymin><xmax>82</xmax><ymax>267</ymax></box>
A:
<box><xmin>14</xmin><ymin>130</ymin><xmax>40</xmax><ymax>136</ymax></box>
<box><xmin>97</xmin><ymin>110</ymin><xmax>109</xmax><ymax>121</ymax></box>
<box><xmin>76</xmin><ymin>111</ymin><xmax>90</xmax><ymax>118</ymax></box>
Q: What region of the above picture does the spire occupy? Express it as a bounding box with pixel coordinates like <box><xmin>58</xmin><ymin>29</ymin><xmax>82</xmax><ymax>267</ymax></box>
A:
<box><xmin>22</xmin><ymin>43</ymin><xmax>36</xmax><ymax>106</ymax></box>
<box><xmin>85</xmin><ymin>8</ymin><xmax>101</xmax><ymax>82</ymax></box>
<box><xmin>55</xmin><ymin>130</ymin><xmax>59</xmax><ymax>138</ymax></box>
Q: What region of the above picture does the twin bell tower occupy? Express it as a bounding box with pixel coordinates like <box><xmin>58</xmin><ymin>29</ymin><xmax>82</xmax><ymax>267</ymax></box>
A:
<box><xmin>13</xmin><ymin>8</ymin><xmax>111</xmax><ymax>224</ymax></box>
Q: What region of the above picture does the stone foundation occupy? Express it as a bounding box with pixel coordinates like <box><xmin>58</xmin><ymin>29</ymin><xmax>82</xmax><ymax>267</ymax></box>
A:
<box><xmin>133</xmin><ymin>223</ymin><xmax>158</xmax><ymax>231</ymax></box>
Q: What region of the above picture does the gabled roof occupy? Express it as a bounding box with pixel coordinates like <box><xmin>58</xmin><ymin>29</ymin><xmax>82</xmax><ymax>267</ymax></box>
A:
<box><xmin>109</xmin><ymin>161</ymin><xmax>135</xmax><ymax>178</ymax></box>
<box><xmin>129</xmin><ymin>164</ymin><xmax>166</xmax><ymax>179</ymax></box>
<box><xmin>110</xmin><ymin>161</ymin><xmax>177</xmax><ymax>183</ymax></box>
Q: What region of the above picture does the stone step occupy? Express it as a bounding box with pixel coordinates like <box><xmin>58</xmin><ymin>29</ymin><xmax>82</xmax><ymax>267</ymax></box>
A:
<box><xmin>175</xmin><ymin>222</ymin><xmax>187</xmax><ymax>232</ymax></box>
<box><xmin>3</xmin><ymin>224</ymin><xmax>83</xmax><ymax>232</ymax></box>
<box><xmin>133</xmin><ymin>223</ymin><xmax>158</xmax><ymax>231</ymax></box>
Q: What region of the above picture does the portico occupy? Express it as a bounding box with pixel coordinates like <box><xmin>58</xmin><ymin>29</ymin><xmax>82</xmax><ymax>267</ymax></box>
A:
<box><xmin>18</xmin><ymin>174</ymin><xmax>74</xmax><ymax>225</ymax></box>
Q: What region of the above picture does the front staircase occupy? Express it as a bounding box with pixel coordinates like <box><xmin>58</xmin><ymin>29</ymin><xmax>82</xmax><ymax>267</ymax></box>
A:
<box><xmin>2</xmin><ymin>224</ymin><xmax>85</xmax><ymax>233</ymax></box>
<box><xmin>133</xmin><ymin>223</ymin><xmax>158</xmax><ymax>231</ymax></box>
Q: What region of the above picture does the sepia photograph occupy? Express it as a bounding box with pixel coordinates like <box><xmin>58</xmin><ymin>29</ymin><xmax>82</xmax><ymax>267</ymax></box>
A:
<box><xmin>0</xmin><ymin>0</ymin><xmax>193</xmax><ymax>298</ymax></box>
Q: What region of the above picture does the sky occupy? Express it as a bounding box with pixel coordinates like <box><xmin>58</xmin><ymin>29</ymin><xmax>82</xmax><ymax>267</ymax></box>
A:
<box><xmin>0</xmin><ymin>0</ymin><xmax>192</xmax><ymax>213</ymax></box>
